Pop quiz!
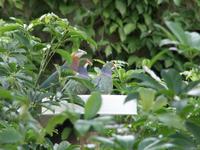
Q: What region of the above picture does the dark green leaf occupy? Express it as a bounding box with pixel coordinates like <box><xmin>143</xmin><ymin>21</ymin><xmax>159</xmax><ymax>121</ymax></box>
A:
<box><xmin>56</xmin><ymin>49</ymin><xmax>72</xmax><ymax>64</ymax></box>
<box><xmin>161</xmin><ymin>69</ymin><xmax>183</xmax><ymax>95</ymax></box>
<box><xmin>84</xmin><ymin>91</ymin><xmax>102</xmax><ymax>119</ymax></box>
<box><xmin>185</xmin><ymin>121</ymin><xmax>200</xmax><ymax>143</ymax></box>
<box><xmin>115</xmin><ymin>0</ymin><xmax>126</xmax><ymax>16</ymax></box>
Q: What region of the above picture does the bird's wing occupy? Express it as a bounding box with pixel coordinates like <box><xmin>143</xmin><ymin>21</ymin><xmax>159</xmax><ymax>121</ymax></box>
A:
<box><xmin>40</xmin><ymin>63</ymin><xmax>68</xmax><ymax>89</ymax></box>
<box><xmin>94</xmin><ymin>74</ymin><xmax>113</xmax><ymax>94</ymax></box>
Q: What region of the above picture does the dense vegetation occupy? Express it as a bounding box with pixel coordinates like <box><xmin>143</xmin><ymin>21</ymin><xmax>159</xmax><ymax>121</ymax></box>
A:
<box><xmin>0</xmin><ymin>0</ymin><xmax>200</xmax><ymax>149</ymax></box>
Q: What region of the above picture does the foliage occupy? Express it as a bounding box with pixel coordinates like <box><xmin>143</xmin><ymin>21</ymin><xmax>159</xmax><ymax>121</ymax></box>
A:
<box><xmin>0</xmin><ymin>0</ymin><xmax>200</xmax><ymax>68</ymax></box>
<box><xmin>0</xmin><ymin>1</ymin><xmax>200</xmax><ymax>150</ymax></box>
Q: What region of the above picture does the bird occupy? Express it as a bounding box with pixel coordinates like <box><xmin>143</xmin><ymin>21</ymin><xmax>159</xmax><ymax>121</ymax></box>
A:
<box><xmin>62</xmin><ymin>58</ymin><xmax>92</xmax><ymax>95</ymax></box>
<box><xmin>93</xmin><ymin>62</ymin><xmax>113</xmax><ymax>94</ymax></box>
<box><xmin>40</xmin><ymin>49</ymin><xmax>87</xmax><ymax>89</ymax></box>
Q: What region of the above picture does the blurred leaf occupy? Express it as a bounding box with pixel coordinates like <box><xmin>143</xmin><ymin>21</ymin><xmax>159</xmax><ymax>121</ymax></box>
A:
<box><xmin>158</xmin><ymin>112</ymin><xmax>185</xmax><ymax>130</ymax></box>
<box><xmin>115</xmin><ymin>0</ymin><xmax>126</xmax><ymax>16</ymax></box>
<box><xmin>45</xmin><ymin>113</ymin><xmax>69</xmax><ymax>136</ymax></box>
<box><xmin>153</xmin><ymin>95</ymin><xmax>168</xmax><ymax>111</ymax></box>
<box><xmin>74</xmin><ymin>120</ymin><xmax>91</xmax><ymax>136</ymax></box>
<box><xmin>124</xmin><ymin>23</ymin><xmax>136</xmax><ymax>35</ymax></box>
<box><xmin>0</xmin><ymin>128</ymin><xmax>23</xmax><ymax>144</ymax></box>
<box><xmin>185</xmin><ymin>121</ymin><xmax>200</xmax><ymax>143</ymax></box>
<box><xmin>0</xmin><ymin>87</ymin><xmax>13</xmax><ymax>100</ymax></box>
<box><xmin>0</xmin><ymin>24</ymin><xmax>21</xmax><ymax>34</ymax></box>
<box><xmin>173</xmin><ymin>0</ymin><xmax>182</xmax><ymax>6</ymax></box>
<box><xmin>114</xmin><ymin>135</ymin><xmax>135</xmax><ymax>149</ymax></box>
<box><xmin>84</xmin><ymin>91</ymin><xmax>102</xmax><ymax>119</ymax></box>
<box><xmin>161</xmin><ymin>69</ymin><xmax>183</xmax><ymax>95</ymax></box>
<box><xmin>165</xmin><ymin>21</ymin><xmax>188</xmax><ymax>44</ymax></box>
<box><xmin>138</xmin><ymin>137</ymin><xmax>174</xmax><ymax>150</ymax></box>
<box><xmin>138</xmin><ymin>87</ymin><xmax>156</xmax><ymax>111</ymax></box>
<box><xmin>56</xmin><ymin>49</ymin><xmax>72</xmax><ymax>64</ymax></box>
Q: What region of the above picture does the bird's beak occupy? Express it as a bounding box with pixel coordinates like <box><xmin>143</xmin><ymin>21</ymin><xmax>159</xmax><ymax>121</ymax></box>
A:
<box><xmin>86</xmin><ymin>59</ymin><xmax>93</xmax><ymax>66</ymax></box>
<box><xmin>72</xmin><ymin>49</ymin><xmax>87</xmax><ymax>58</ymax></box>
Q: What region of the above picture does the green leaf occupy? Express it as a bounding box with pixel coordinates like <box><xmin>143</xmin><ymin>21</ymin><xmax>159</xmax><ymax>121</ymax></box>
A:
<box><xmin>153</xmin><ymin>95</ymin><xmax>168</xmax><ymax>111</ymax></box>
<box><xmin>161</xmin><ymin>69</ymin><xmax>183</xmax><ymax>95</ymax></box>
<box><xmin>124</xmin><ymin>23</ymin><xmax>136</xmax><ymax>35</ymax></box>
<box><xmin>114</xmin><ymin>135</ymin><xmax>135</xmax><ymax>149</ymax></box>
<box><xmin>45</xmin><ymin>113</ymin><xmax>69</xmax><ymax>136</ymax></box>
<box><xmin>158</xmin><ymin>112</ymin><xmax>185</xmax><ymax>130</ymax></box>
<box><xmin>138</xmin><ymin>87</ymin><xmax>156</xmax><ymax>111</ymax></box>
<box><xmin>0</xmin><ymin>128</ymin><xmax>23</xmax><ymax>144</ymax></box>
<box><xmin>165</xmin><ymin>21</ymin><xmax>188</xmax><ymax>44</ymax></box>
<box><xmin>0</xmin><ymin>24</ymin><xmax>21</xmax><ymax>34</ymax></box>
<box><xmin>74</xmin><ymin>120</ymin><xmax>91</xmax><ymax>136</ymax></box>
<box><xmin>84</xmin><ymin>91</ymin><xmax>102</xmax><ymax>119</ymax></box>
<box><xmin>173</xmin><ymin>0</ymin><xmax>182</xmax><ymax>6</ymax></box>
<box><xmin>56</xmin><ymin>49</ymin><xmax>72</xmax><ymax>64</ymax></box>
<box><xmin>118</xmin><ymin>28</ymin><xmax>126</xmax><ymax>42</ymax></box>
<box><xmin>185</xmin><ymin>121</ymin><xmax>200</xmax><ymax>143</ymax></box>
<box><xmin>109</xmin><ymin>23</ymin><xmax>118</xmax><ymax>34</ymax></box>
<box><xmin>115</xmin><ymin>0</ymin><xmax>126</xmax><ymax>16</ymax></box>
<box><xmin>0</xmin><ymin>87</ymin><xmax>13</xmax><ymax>100</ymax></box>
<box><xmin>61</xmin><ymin>128</ymin><xmax>71</xmax><ymax>140</ymax></box>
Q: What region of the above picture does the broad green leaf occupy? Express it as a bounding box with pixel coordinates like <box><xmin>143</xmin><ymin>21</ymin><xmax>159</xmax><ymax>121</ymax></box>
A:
<box><xmin>56</xmin><ymin>49</ymin><xmax>72</xmax><ymax>64</ymax></box>
<box><xmin>161</xmin><ymin>69</ymin><xmax>183</xmax><ymax>95</ymax></box>
<box><xmin>124</xmin><ymin>23</ymin><xmax>136</xmax><ymax>35</ymax></box>
<box><xmin>61</xmin><ymin>128</ymin><xmax>71</xmax><ymax>140</ymax></box>
<box><xmin>109</xmin><ymin>23</ymin><xmax>118</xmax><ymax>33</ymax></box>
<box><xmin>158</xmin><ymin>112</ymin><xmax>185</xmax><ymax>130</ymax></box>
<box><xmin>84</xmin><ymin>92</ymin><xmax>102</xmax><ymax>119</ymax></box>
<box><xmin>114</xmin><ymin>135</ymin><xmax>135</xmax><ymax>149</ymax></box>
<box><xmin>74</xmin><ymin>120</ymin><xmax>91</xmax><ymax>136</ymax></box>
<box><xmin>173</xmin><ymin>0</ymin><xmax>182</xmax><ymax>6</ymax></box>
<box><xmin>91</xmin><ymin>136</ymin><xmax>115</xmax><ymax>147</ymax></box>
<box><xmin>45</xmin><ymin>113</ymin><xmax>69</xmax><ymax>135</ymax></box>
<box><xmin>138</xmin><ymin>87</ymin><xmax>156</xmax><ymax>111</ymax></box>
<box><xmin>185</xmin><ymin>121</ymin><xmax>200</xmax><ymax>143</ymax></box>
<box><xmin>153</xmin><ymin>95</ymin><xmax>168</xmax><ymax>111</ymax></box>
<box><xmin>165</xmin><ymin>21</ymin><xmax>188</xmax><ymax>44</ymax></box>
<box><xmin>138</xmin><ymin>137</ymin><xmax>174</xmax><ymax>150</ymax></box>
<box><xmin>0</xmin><ymin>128</ymin><xmax>23</xmax><ymax>144</ymax></box>
<box><xmin>53</xmin><ymin>141</ymin><xmax>71</xmax><ymax>150</ymax></box>
<box><xmin>115</xmin><ymin>0</ymin><xmax>126</xmax><ymax>16</ymax></box>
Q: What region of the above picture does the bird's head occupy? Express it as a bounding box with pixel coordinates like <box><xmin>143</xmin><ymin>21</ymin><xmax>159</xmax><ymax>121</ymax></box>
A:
<box><xmin>77</xmin><ymin>58</ymin><xmax>92</xmax><ymax>78</ymax></box>
<box><xmin>71</xmin><ymin>49</ymin><xmax>87</xmax><ymax>58</ymax></box>
<box><xmin>101</xmin><ymin>62</ymin><xmax>114</xmax><ymax>76</ymax></box>
<box><xmin>71</xmin><ymin>49</ymin><xmax>87</xmax><ymax>72</ymax></box>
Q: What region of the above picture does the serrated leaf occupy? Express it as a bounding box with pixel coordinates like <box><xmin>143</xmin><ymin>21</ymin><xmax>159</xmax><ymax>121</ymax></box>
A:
<box><xmin>84</xmin><ymin>91</ymin><xmax>102</xmax><ymax>119</ymax></box>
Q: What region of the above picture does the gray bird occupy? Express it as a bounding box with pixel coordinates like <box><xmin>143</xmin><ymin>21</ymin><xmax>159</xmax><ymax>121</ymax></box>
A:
<box><xmin>40</xmin><ymin>49</ymin><xmax>87</xmax><ymax>89</ymax></box>
<box><xmin>62</xmin><ymin>59</ymin><xmax>92</xmax><ymax>95</ymax></box>
<box><xmin>93</xmin><ymin>62</ymin><xmax>113</xmax><ymax>94</ymax></box>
